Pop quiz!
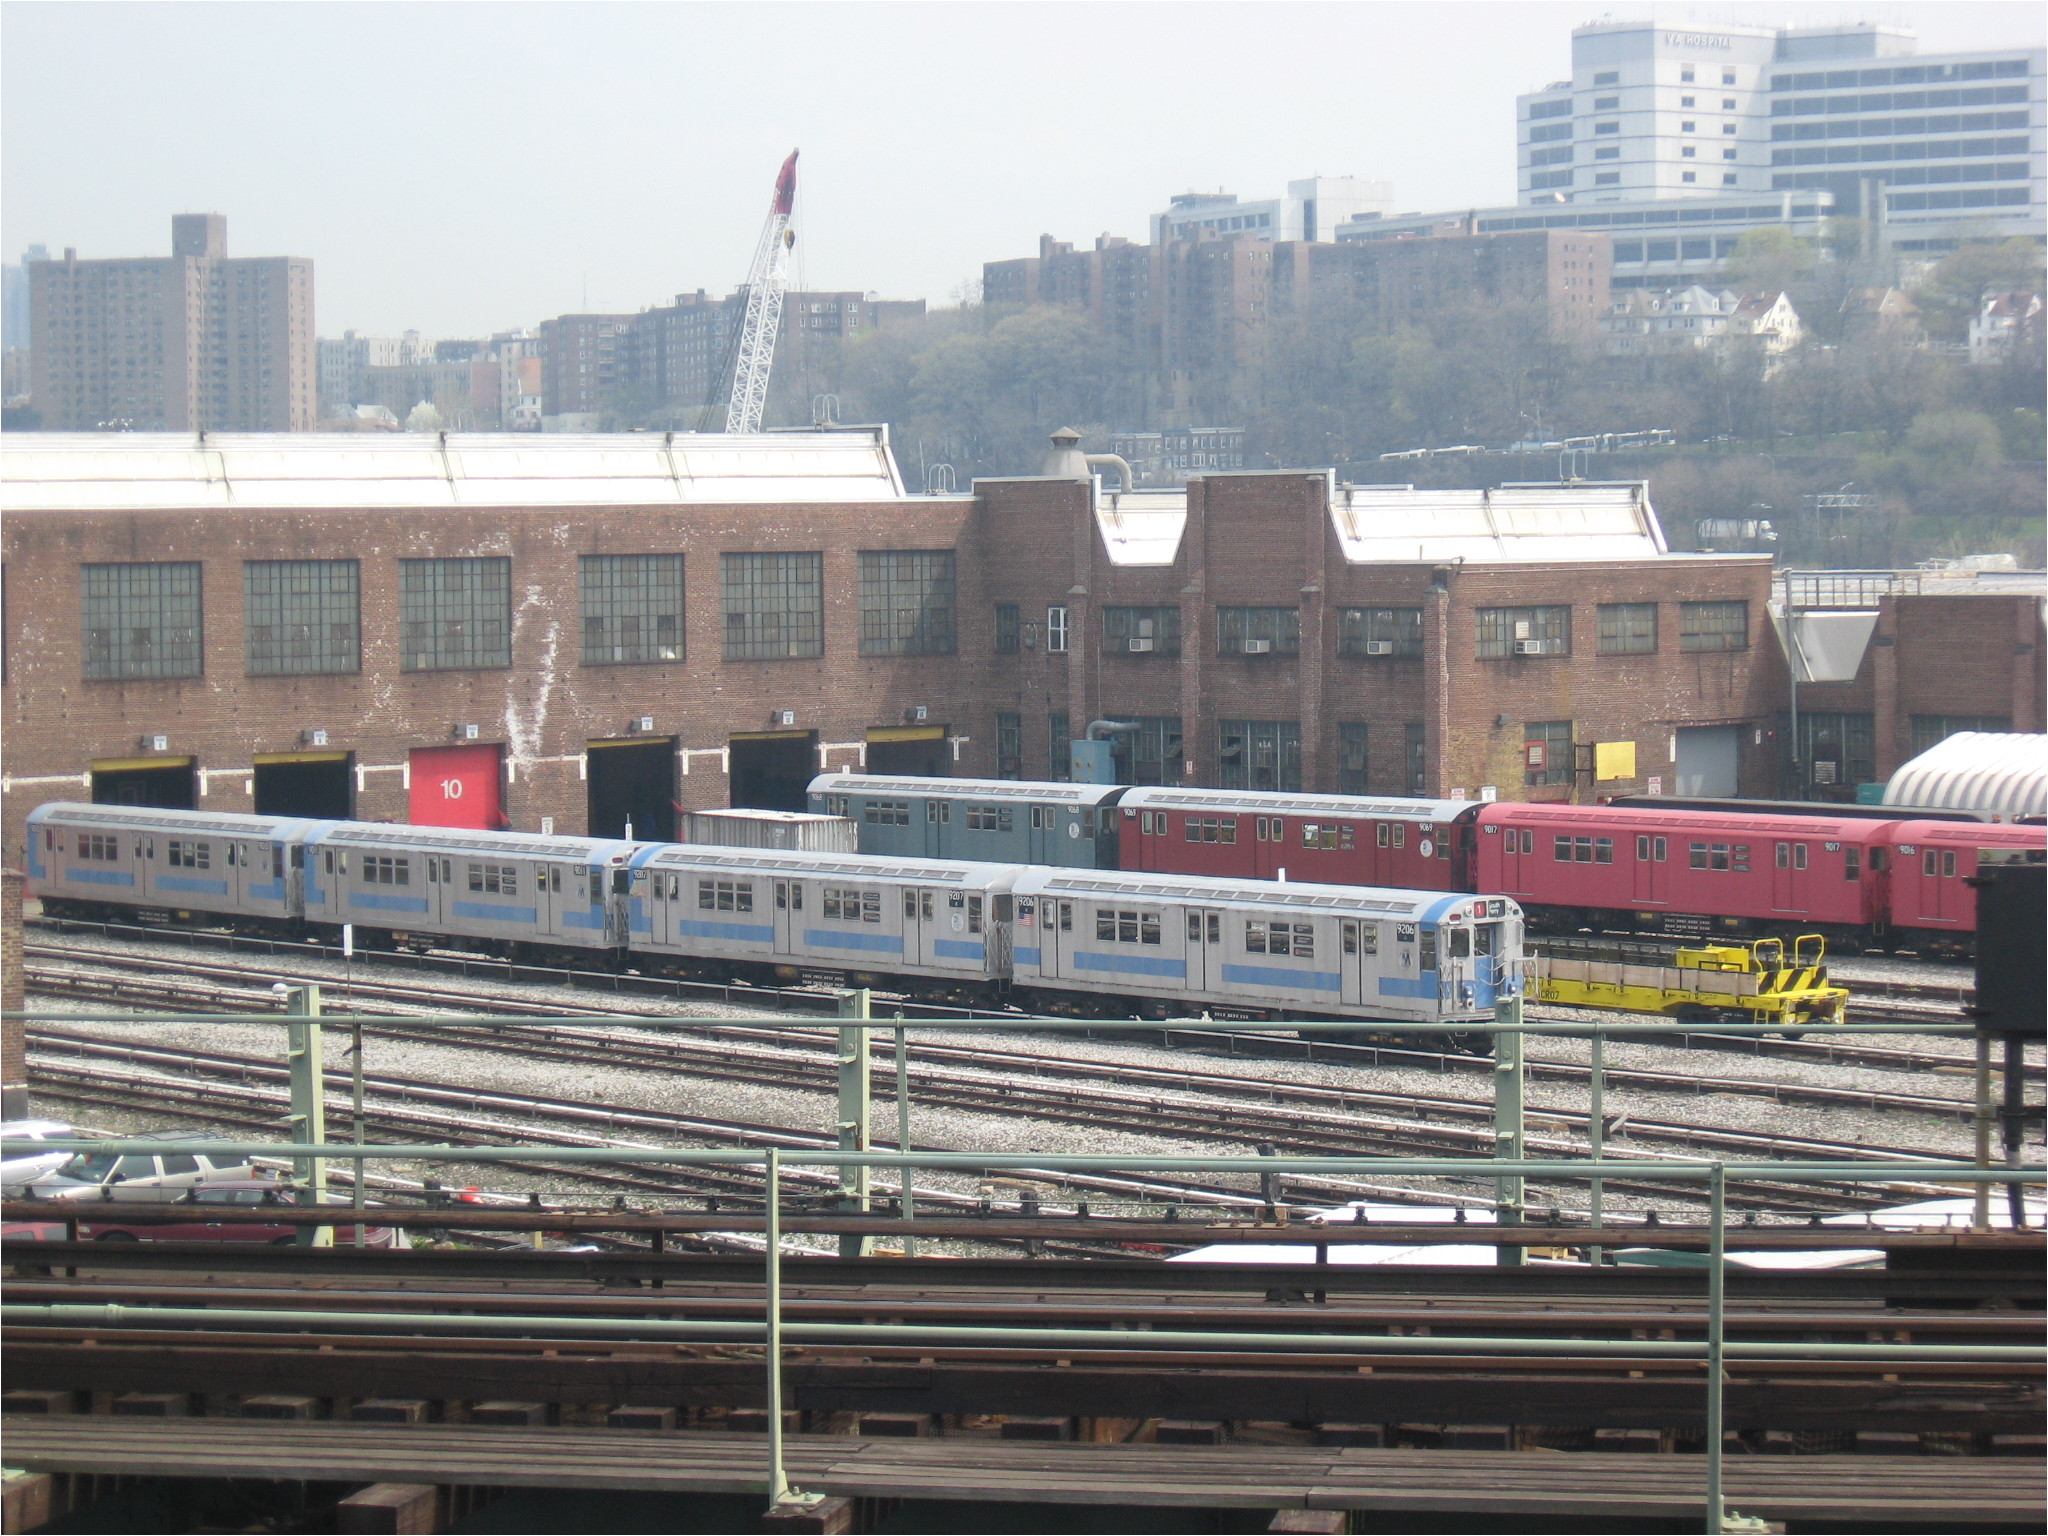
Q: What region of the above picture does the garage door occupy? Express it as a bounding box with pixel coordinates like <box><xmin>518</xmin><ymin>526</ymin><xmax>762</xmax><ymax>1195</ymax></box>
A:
<box><xmin>1674</xmin><ymin>726</ymin><xmax>1740</xmax><ymax>798</ymax></box>
<box><xmin>409</xmin><ymin>744</ymin><xmax>504</xmax><ymax>830</ymax></box>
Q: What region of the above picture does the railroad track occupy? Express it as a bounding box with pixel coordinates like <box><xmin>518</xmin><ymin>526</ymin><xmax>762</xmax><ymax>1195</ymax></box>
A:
<box><xmin>24</xmin><ymin>939</ymin><xmax>2028</xmax><ymax>1089</ymax></box>
<box><xmin>24</xmin><ymin>1028</ymin><xmax>1964</xmax><ymax>1212</ymax></box>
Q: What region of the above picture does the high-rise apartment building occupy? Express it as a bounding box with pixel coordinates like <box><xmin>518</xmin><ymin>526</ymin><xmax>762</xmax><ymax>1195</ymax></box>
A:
<box><xmin>1514</xmin><ymin>21</ymin><xmax>2043</xmax><ymax>253</ymax></box>
<box><xmin>28</xmin><ymin>215</ymin><xmax>315</xmax><ymax>432</ymax></box>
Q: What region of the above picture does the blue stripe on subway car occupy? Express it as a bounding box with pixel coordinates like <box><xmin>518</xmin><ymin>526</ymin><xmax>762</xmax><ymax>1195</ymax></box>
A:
<box><xmin>804</xmin><ymin>929</ymin><xmax>905</xmax><ymax>955</ymax></box>
<box><xmin>351</xmin><ymin>892</ymin><xmax>431</xmax><ymax>915</ymax></box>
<box><xmin>1378</xmin><ymin>975</ymin><xmax>1438</xmax><ymax>999</ymax></box>
<box><xmin>561</xmin><ymin>909</ymin><xmax>603</xmax><ymax>929</ymax></box>
<box><xmin>932</xmin><ymin>939</ymin><xmax>985</xmax><ymax>962</ymax></box>
<box><xmin>246</xmin><ymin>880</ymin><xmax>285</xmax><ymax>902</ymax></box>
<box><xmin>156</xmin><ymin>876</ymin><xmax>229</xmax><ymax>896</ymax></box>
<box><xmin>450</xmin><ymin>900</ymin><xmax>538</xmax><ymax>923</ymax></box>
<box><xmin>675</xmin><ymin>919</ymin><xmax>775</xmax><ymax>944</ymax></box>
<box><xmin>1012</xmin><ymin>945</ymin><xmax>1042</xmax><ymax>965</ymax></box>
<box><xmin>1220</xmin><ymin>963</ymin><xmax>1342</xmax><ymax>993</ymax></box>
<box><xmin>71</xmin><ymin>869</ymin><xmax>135</xmax><ymax>888</ymax></box>
<box><xmin>1073</xmin><ymin>951</ymin><xmax>1187</xmax><ymax>979</ymax></box>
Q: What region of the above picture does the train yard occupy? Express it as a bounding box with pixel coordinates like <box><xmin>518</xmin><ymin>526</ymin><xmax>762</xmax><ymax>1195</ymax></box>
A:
<box><xmin>7</xmin><ymin>907</ymin><xmax>2042</xmax><ymax>1534</ymax></box>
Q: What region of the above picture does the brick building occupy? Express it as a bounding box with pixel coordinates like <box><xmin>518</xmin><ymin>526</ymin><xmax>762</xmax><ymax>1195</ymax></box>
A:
<box><xmin>1</xmin><ymin>431</ymin><xmax>1789</xmax><ymax>863</ymax></box>
<box><xmin>27</xmin><ymin>215</ymin><xmax>315</xmax><ymax>432</ymax></box>
<box><xmin>1772</xmin><ymin>569</ymin><xmax>2046</xmax><ymax>799</ymax></box>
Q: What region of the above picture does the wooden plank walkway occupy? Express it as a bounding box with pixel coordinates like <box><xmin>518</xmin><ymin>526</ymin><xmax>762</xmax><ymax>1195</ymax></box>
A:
<box><xmin>1</xmin><ymin>1419</ymin><xmax>2039</xmax><ymax>1524</ymax></box>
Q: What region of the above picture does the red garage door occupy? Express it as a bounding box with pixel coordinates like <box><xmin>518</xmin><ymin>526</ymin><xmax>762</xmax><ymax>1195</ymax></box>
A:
<box><xmin>409</xmin><ymin>744</ymin><xmax>504</xmax><ymax>830</ymax></box>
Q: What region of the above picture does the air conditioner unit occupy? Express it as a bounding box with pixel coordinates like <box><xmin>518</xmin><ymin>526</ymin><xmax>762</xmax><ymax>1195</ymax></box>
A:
<box><xmin>1242</xmin><ymin>639</ymin><xmax>1272</xmax><ymax>654</ymax></box>
<box><xmin>1512</xmin><ymin>639</ymin><xmax>1549</xmax><ymax>656</ymax></box>
<box><xmin>1128</xmin><ymin>638</ymin><xmax>1155</xmax><ymax>653</ymax></box>
<box><xmin>1363</xmin><ymin>640</ymin><xmax>1395</xmax><ymax>656</ymax></box>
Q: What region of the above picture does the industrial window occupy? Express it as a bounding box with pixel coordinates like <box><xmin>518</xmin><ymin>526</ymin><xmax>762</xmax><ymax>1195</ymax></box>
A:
<box><xmin>82</xmin><ymin>562</ymin><xmax>203</xmax><ymax>680</ymax></box>
<box><xmin>1216</xmin><ymin>607</ymin><xmax>1300</xmax><ymax>656</ymax></box>
<box><xmin>166</xmin><ymin>839</ymin><xmax>211</xmax><ymax>871</ymax></box>
<box><xmin>1047</xmin><ymin>711</ymin><xmax>1071</xmax><ymax>778</ymax></box>
<box><xmin>1219</xmin><ymin>720</ymin><xmax>1302</xmax><ymax>792</ymax></box>
<box><xmin>697</xmin><ymin>878</ymin><xmax>754</xmax><ymax>912</ymax></box>
<box><xmin>1045</xmin><ymin>605</ymin><xmax>1069</xmax><ymax>653</ymax></box>
<box><xmin>965</xmin><ymin>804</ymin><xmax>1014</xmax><ymax>832</ymax></box>
<box><xmin>400</xmin><ymin>557</ymin><xmax>511</xmax><ymax>672</ymax></box>
<box><xmin>863</xmin><ymin>800</ymin><xmax>911</xmax><ymax>826</ymax></box>
<box><xmin>1789</xmin><ymin>712</ymin><xmax>1874</xmax><ymax>792</ymax></box>
<box><xmin>1106</xmin><ymin>715</ymin><xmax>1184</xmax><ymax>787</ymax></box>
<box><xmin>822</xmin><ymin>887</ymin><xmax>881</xmax><ymax>922</ymax></box>
<box><xmin>721</xmin><ymin>551</ymin><xmax>824</xmax><ymax>661</ymax></box>
<box><xmin>1476</xmin><ymin>605</ymin><xmax>1570</xmax><ymax>658</ymax></box>
<box><xmin>1095</xmin><ymin>908</ymin><xmax>1162</xmax><ymax>945</ymax></box>
<box><xmin>1338</xmin><ymin>607</ymin><xmax>1422</xmax><ymax>659</ymax></box>
<box><xmin>858</xmin><ymin>550</ymin><xmax>956</xmax><ymax>656</ymax></box>
<box><xmin>245</xmin><ymin>560</ymin><xmax>360</xmax><ymax>676</ymax></box>
<box><xmin>1597</xmin><ymin>603</ymin><xmax>1657</xmax><ymax>655</ymax></box>
<box><xmin>1338</xmin><ymin>722</ymin><xmax>1368</xmax><ymax>795</ymax></box>
<box><xmin>1910</xmin><ymin>714</ymin><xmax>2010</xmax><ymax>757</ymax></box>
<box><xmin>579</xmin><ymin>554</ymin><xmax>683</xmax><ymax>665</ymax></box>
<box><xmin>1524</xmin><ymin>721</ymin><xmax>1573</xmax><ymax>787</ymax></box>
<box><xmin>467</xmin><ymin>862</ymin><xmax>518</xmax><ymax>895</ymax></box>
<box><xmin>1245</xmin><ymin>920</ymin><xmax>1314</xmax><ymax>958</ymax></box>
<box><xmin>1102</xmin><ymin>606</ymin><xmax>1180</xmax><ymax>656</ymax></box>
<box><xmin>1184</xmin><ymin>817</ymin><xmax>1237</xmax><ymax>844</ymax></box>
<box><xmin>994</xmin><ymin>604</ymin><xmax>1021</xmax><ymax>654</ymax></box>
<box><xmin>1679</xmin><ymin>600</ymin><xmax>1748</xmax><ymax>652</ymax></box>
<box><xmin>996</xmin><ymin>712</ymin><xmax>1023</xmax><ymax>779</ymax></box>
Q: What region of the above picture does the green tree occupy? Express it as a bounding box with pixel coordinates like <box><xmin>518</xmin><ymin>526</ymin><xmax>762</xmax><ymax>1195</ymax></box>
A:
<box><xmin>1910</xmin><ymin>239</ymin><xmax>2047</xmax><ymax>340</ymax></box>
<box><xmin>1719</xmin><ymin>227</ymin><xmax>1815</xmax><ymax>297</ymax></box>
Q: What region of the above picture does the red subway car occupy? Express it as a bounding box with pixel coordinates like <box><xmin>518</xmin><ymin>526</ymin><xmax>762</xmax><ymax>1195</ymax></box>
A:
<box><xmin>1117</xmin><ymin>787</ymin><xmax>1477</xmax><ymax>892</ymax></box>
<box><xmin>1474</xmin><ymin>802</ymin><xmax>1894</xmax><ymax>943</ymax></box>
<box><xmin>1885</xmin><ymin>820</ymin><xmax>2048</xmax><ymax>956</ymax></box>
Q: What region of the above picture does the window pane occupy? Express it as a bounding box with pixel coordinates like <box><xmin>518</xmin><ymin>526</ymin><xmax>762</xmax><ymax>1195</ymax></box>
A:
<box><xmin>1219</xmin><ymin>719</ymin><xmax>1302</xmax><ymax>792</ymax></box>
<box><xmin>1476</xmin><ymin>605</ymin><xmax>1570</xmax><ymax>658</ymax></box>
<box><xmin>1596</xmin><ymin>602</ymin><xmax>1657</xmax><ymax>655</ymax></box>
<box><xmin>399</xmin><ymin>557</ymin><xmax>511</xmax><ymax>672</ymax></box>
<box><xmin>1524</xmin><ymin>720</ymin><xmax>1573</xmax><ymax>787</ymax></box>
<box><xmin>858</xmin><ymin>550</ymin><xmax>956</xmax><ymax>656</ymax></box>
<box><xmin>1104</xmin><ymin>715</ymin><xmax>1183</xmax><ymax>786</ymax></box>
<box><xmin>722</xmin><ymin>551</ymin><xmax>824</xmax><ymax>660</ymax></box>
<box><xmin>1217</xmin><ymin>607</ymin><xmax>1300</xmax><ymax>655</ymax></box>
<box><xmin>1101</xmin><ymin>606</ymin><xmax>1181</xmax><ymax>655</ymax></box>
<box><xmin>580</xmin><ymin>554</ymin><xmax>684</xmax><ymax>665</ymax></box>
<box><xmin>1679</xmin><ymin>600</ymin><xmax>1748</xmax><ymax>652</ymax></box>
<box><xmin>1338</xmin><ymin>607</ymin><xmax>1423</xmax><ymax>658</ymax></box>
<box><xmin>1337</xmin><ymin>722</ymin><xmax>1368</xmax><ymax>796</ymax></box>
<box><xmin>245</xmin><ymin>560</ymin><xmax>359</xmax><ymax>676</ymax></box>
<box><xmin>82</xmin><ymin>562</ymin><xmax>203</xmax><ymax>680</ymax></box>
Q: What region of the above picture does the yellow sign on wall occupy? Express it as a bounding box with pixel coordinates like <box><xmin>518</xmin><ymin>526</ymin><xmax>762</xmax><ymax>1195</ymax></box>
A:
<box><xmin>1594</xmin><ymin>741</ymin><xmax>1638</xmax><ymax>781</ymax></box>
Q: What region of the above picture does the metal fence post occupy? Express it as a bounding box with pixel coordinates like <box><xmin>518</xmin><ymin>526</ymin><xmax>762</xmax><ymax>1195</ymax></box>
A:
<box><xmin>763</xmin><ymin>1145</ymin><xmax>817</xmax><ymax>1514</ymax></box>
<box><xmin>894</xmin><ymin>1021</ymin><xmax>917</xmax><ymax>1259</ymax></box>
<box><xmin>1706</xmin><ymin>1162</ymin><xmax>1726</xmax><ymax>1534</ymax></box>
<box><xmin>1974</xmin><ymin>1032</ymin><xmax>1993</xmax><ymax>1231</ymax></box>
<box><xmin>836</xmin><ymin>989</ymin><xmax>871</xmax><ymax>1260</ymax></box>
<box><xmin>351</xmin><ymin>1020</ymin><xmax>367</xmax><ymax>1247</ymax></box>
<box><xmin>1493</xmin><ymin>990</ymin><xmax>1524</xmax><ymax>1267</ymax></box>
<box><xmin>1588</xmin><ymin>1030</ymin><xmax>1606</xmax><ymax>1266</ymax></box>
<box><xmin>284</xmin><ymin>985</ymin><xmax>328</xmax><ymax>1247</ymax></box>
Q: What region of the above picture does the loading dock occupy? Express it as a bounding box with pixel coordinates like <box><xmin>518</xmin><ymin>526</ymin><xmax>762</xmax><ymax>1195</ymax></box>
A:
<box><xmin>586</xmin><ymin>737</ymin><xmax>678</xmax><ymax>841</ymax></box>
<box><xmin>867</xmin><ymin>724</ymin><xmax>948</xmax><ymax>778</ymax></box>
<box><xmin>251</xmin><ymin>751</ymin><xmax>353</xmax><ymax>821</ymax></box>
<box><xmin>89</xmin><ymin>756</ymin><xmax>196</xmax><ymax>811</ymax></box>
<box><xmin>728</xmin><ymin>729</ymin><xmax>818</xmax><ymax>812</ymax></box>
<box><xmin>408</xmin><ymin>744</ymin><xmax>504</xmax><ymax>830</ymax></box>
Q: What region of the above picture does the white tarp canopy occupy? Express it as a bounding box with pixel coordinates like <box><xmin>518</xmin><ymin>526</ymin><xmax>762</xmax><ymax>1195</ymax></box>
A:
<box><xmin>1884</xmin><ymin>731</ymin><xmax>2047</xmax><ymax>820</ymax></box>
<box><xmin>0</xmin><ymin>429</ymin><xmax>910</xmax><ymax>511</ymax></box>
<box><xmin>1330</xmin><ymin>482</ymin><xmax>1672</xmax><ymax>565</ymax></box>
<box><xmin>1772</xmin><ymin>609</ymin><xmax>1881</xmax><ymax>684</ymax></box>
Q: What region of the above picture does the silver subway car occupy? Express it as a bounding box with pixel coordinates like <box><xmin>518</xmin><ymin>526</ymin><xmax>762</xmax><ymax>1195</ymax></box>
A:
<box><xmin>1009</xmin><ymin>868</ymin><xmax>1522</xmax><ymax>1023</ymax></box>
<box><xmin>808</xmin><ymin>773</ymin><xmax>1125</xmax><ymax>868</ymax></box>
<box><xmin>26</xmin><ymin>803</ymin><xmax>327</xmax><ymax>928</ymax></box>
<box><xmin>301</xmin><ymin>824</ymin><xmax>638</xmax><ymax>954</ymax></box>
<box><xmin>628</xmin><ymin>844</ymin><xmax>1018</xmax><ymax>1002</ymax></box>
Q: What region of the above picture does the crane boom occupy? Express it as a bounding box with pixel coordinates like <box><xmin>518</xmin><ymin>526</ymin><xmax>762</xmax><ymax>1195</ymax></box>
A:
<box><xmin>724</xmin><ymin>150</ymin><xmax>798</xmax><ymax>435</ymax></box>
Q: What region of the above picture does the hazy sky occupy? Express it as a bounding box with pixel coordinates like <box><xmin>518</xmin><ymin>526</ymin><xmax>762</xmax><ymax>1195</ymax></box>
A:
<box><xmin>5</xmin><ymin>1</ymin><xmax>2040</xmax><ymax>336</ymax></box>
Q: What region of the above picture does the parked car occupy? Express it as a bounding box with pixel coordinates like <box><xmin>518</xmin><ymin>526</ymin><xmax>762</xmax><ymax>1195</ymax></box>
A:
<box><xmin>34</xmin><ymin>1133</ymin><xmax>255</xmax><ymax>1201</ymax></box>
<box><xmin>1</xmin><ymin>1120</ymin><xmax>78</xmax><ymax>1193</ymax></box>
<box><xmin>77</xmin><ymin>1181</ymin><xmax>410</xmax><ymax>1248</ymax></box>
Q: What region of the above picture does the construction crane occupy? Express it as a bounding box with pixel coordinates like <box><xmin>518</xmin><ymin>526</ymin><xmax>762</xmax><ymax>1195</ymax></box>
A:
<box><xmin>720</xmin><ymin>149</ymin><xmax>799</xmax><ymax>435</ymax></box>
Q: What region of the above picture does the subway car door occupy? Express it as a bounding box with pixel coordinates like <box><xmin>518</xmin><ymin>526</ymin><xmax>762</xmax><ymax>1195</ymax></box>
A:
<box><xmin>1185</xmin><ymin>907</ymin><xmax>1223</xmax><ymax>992</ymax></box>
<box><xmin>901</xmin><ymin>888</ymin><xmax>933</xmax><ymax>967</ymax></box>
<box><xmin>1773</xmin><ymin>841</ymin><xmax>1805</xmax><ymax>912</ymax></box>
<box><xmin>1632</xmin><ymin>833</ymin><xmax>1668</xmax><ymax>904</ymax></box>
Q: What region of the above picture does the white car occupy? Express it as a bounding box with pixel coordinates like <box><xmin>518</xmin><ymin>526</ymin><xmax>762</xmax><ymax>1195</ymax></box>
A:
<box><xmin>1</xmin><ymin>1120</ymin><xmax>78</xmax><ymax>1194</ymax></box>
<box><xmin>34</xmin><ymin>1134</ymin><xmax>255</xmax><ymax>1202</ymax></box>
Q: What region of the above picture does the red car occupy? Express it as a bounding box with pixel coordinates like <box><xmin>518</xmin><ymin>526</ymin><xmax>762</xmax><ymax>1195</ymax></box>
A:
<box><xmin>1474</xmin><ymin>802</ymin><xmax>1895</xmax><ymax>943</ymax></box>
<box><xmin>1118</xmin><ymin>787</ymin><xmax>1476</xmax><ymax>891</ymax></box>
<box><xmin>1885</xmin><ymin>820</ymin><xmax>2048</xmax><ymax>956</ymax></box>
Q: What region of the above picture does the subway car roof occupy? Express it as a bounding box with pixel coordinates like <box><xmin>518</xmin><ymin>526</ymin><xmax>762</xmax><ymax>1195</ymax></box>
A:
<box><xmin>1477</xmin><ymin>802</ymin><xmax>1895</xmax><ymax>837</ymax></box>
<box><xmin>632</xmin><ymin>843</ymin><xmax>1019</xmax><ymax>884</ymax></box>
<box><xmin>27</xmin><ymin>803</ymin><xmax>322</xmax><ymax>838</ymax></box>
<box><xmin>1118</xmin><ymin>787</ymin><xmax>1476</xmax><ymax>823</ymax></box>
<box><xmin>1014</xmin><ymin>866</ymin><xmax>1507</xmax><ymax>919</ymax></box>
<box><xmin>808</xmin><ymin>773</ymin><xmax>1126</xmax><ymax>806</ymax></box>
<box><xmin>312</xmin><ymin>823</ymin><xmax>635</xmax><ymax>860</ymax></box>
<box><xmin>1886</xmin><ymin>820</ymin><xmax>2048</xmax><ymax>848</ymax></box>
<box><xmin>1608</xmin><ymin>795</ymin><xmax>1987</xmax><ymax>823</ymax></box>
